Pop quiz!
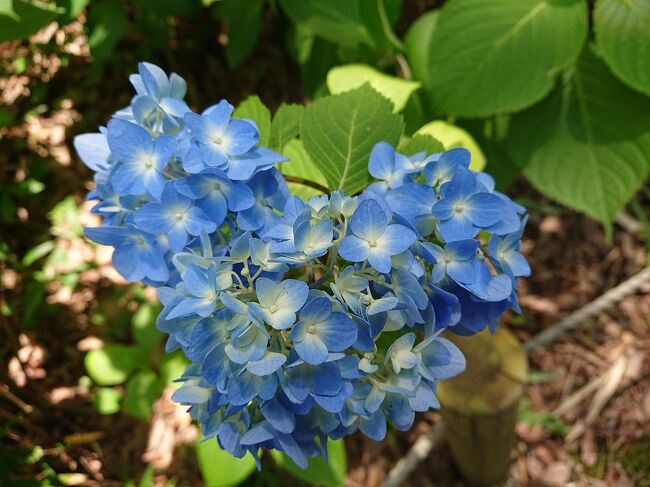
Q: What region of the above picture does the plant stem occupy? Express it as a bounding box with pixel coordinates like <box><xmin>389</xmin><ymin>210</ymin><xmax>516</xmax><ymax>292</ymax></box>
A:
<box><xmin>284</xmin><ymin>175</ymin><xmax>329</xmax><ymax>194</ymax></box>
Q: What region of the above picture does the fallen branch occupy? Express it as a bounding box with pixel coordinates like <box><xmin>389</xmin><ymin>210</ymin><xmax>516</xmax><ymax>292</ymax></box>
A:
<box><xmin>380</xmin><ymin>421</ymin><xmax>445</xmax><ymax>487</ymax></box>
<box><xmin>565</xmin><ymin>353</ymin><xmax>629</xmax><ymax>442</ymax></box>
<box><xmin>525</xmin><ymin>266</ymin><xmax>650</xmax><ymax>353</ymax></box>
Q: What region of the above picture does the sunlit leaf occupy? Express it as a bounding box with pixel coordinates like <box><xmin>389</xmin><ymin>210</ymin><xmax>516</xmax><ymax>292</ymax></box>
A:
<box><xmin>233</xmin><ymin>95</ymin><xmax>271</xmax><ymax>147</ymax></box>
<box><xmin>280</xmin><ymin>139</ymin><xmax>328</xmax><ymax>199</ymax></box>
<box><xmin>510</xmin><ymin>47</ymin><xmax>650</xmax><ymax>230</ymax></box>
<box><xmin>327</xmin><ymin>64</ymin><xmax>420</xmax><ymax>112</ymax></box>
<box><xmin>594</xmin><ymin>0</ymin><xmax>650</xmax><ymax>96</ymax></box>
<box><xmin>422</xmin><ymin>0</ymin><xmax>588</xmax><ymax>117</ymax></box>
<box><xmin>272</xmin><ymin>438</ymin><xmax>346</xmax><ymax>487</ymax></box>
<box><xmin>123</xmin><ymin>371</ymin><xmax>162</xmax><ymax>420</ymax></box>
<box><xmin>301</xmin><ymin>84</ymin><xmax>403</xmax><ymax>194</ymax></box>
<box><xmin>269</xmin><ymin>104</ymin><xmax>304</xmax><ymax>153</ymax></box>
<box><xmin>84</xmin><ymin>345</ymin><xmax>143</xmax><ymax>386</ymax></box>
<box><xmin>415</xmin><ymin>120</ymin><xmax>486</xmax><ymax>171</ymax></box>
<box><xmin>93</xmin><ymin>387</ymin><xmax>121</xmax><ymax>415</ymax></box>
<box><xmin>196</xmin><ymin>437</ymin><xmax>256</xmax><ymax>487</ymax></box>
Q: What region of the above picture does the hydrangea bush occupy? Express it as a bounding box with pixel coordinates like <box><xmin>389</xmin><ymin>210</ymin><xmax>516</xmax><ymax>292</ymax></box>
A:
<box><xmin>75</xmin><ymin>63</ymin><xmax>530</xmax><ymax>469</ymax></box>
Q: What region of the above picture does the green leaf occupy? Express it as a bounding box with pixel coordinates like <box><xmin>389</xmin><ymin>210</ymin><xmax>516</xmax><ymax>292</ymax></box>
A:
<box><xmin>0</xmin><ymin>0</ymin><xmax>61</xmax><ymax>42</ymax></box>
<box><xmin>92</xmin><ymin>387</ymin><xmax>121</xmax><ymax>415</ymax></box>
<box><xmin>57</xmin><ymin>0</ymin><xmax>90</xmax><ymax>22</ymax></box>
<box><xmin>21</xmin><ymin>241</ymin><xmax>55</xmax><ymax>267</ymax></box>
<box><xmin>272</xmin><ymin>439</ymin><xmax>346</xmax><ymax>487</ymax></box>
<box><xmin>510</xmin><ymin>47</ymin><xmax>650</xmax><ymax>229</ymax></box>
<box><xmin>404</xmin><ymin>9</ymin><xmax>439</xmax><ymax>83</ymax></box>
<box><xmin>196</xmin><ymin>437</ymin><xmax>256</xmax><ymax>487</ymax></box>
<box><xmin>278</xmin><ymin>0</ymin><xmax>374</xmax><ymax>48</ymax></box>
<box><xmin>269</xmin><ymin>104</ymin><xmax>304</xmax><ymax>153</ymax></box>
<box><xmin>422</xmin><ymin>0</ymin><xmax>588</xmax><ymax>117</ymax></box>
<box><xmin>159</xmin><ymin>351</ymin><xmax>189</xmax><ymax>387</ymax></box>
<box><xmin>87</xmin><ymin>0</ymin><xmax>129</xmax><ymax>62</ymax></box>
<box><xmin>301</xmin><ymin>84</ymin><xmax>404</xmax><ymax>194</ymax></box>
<box><xmin>327</xmin><ymin>64</ymin><xmax>420</xmax><ymax>112</ymax></box>
<box><xmin>280</xmin><ymin>139</ymin><xmax>328</xmax><ymax>199</ymax></box>
<box><xmin>594</xmin><ymin>0</ymin><xmax>650</xmax><ymax>96</ymax></box>
<box><xmin>233</xmin><ymin>95</ymin><xmax>271</xmax><ymax>147</ymax></box>
<box><xmin>518</xmin><ymin>397</ymin><xmax>568</xmax><ymax>436</ymax></box>
<box><xmin>358</xmin><ymin>0</ymin><xmax>403</xmax><ymax>52</ymax></box>
<box><xmin>415</xmin><ymin>120</ymin><xmax>486</xmax><ymax>171</ymax></box>
<box><xmin>398</xmin><ymin>133</ymin><xmax>444</xmax><ymax>157</ymax></box>
<box><xmin>123</xmin><ymin>371</ymin><xmax>162</xmax><ymax>420</ymax></box>
<box><xmin>84</xmin><ymin>345</ymin><xmax>143</xmax><ymax>386</ymax></box>
<box><xmin>131</xmin><ymin>302</ymin><xmax>161</xmax><ymax>350</ymax></box>
<box><xmin>215</xmin><ymin>0</ymin><xmax>262</xmax><ymax>68</ymax></box>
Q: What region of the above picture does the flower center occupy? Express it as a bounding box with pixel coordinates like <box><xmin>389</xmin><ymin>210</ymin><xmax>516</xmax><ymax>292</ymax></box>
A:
<box><xmin>308</xmin><ymin>242</ymin><xmax>315</xmax><ymax>249</ymax></box>
<box><xmin>368</xmin><ymin>239</ymin><xmax>377</xmax><ymax>248</ymax></box>
<box><xmin>453</xmin><ymin>203</ymin><xmax>466</xmax><ymax>214</ymax></box>
<box><xmin>174</xmin><ymin>212</ymin><xmax>185</xmax><ymax>222</ymax></box>
<box><xmin>307</xmin><ymin>325</ymin><xmax>316</xmax><ymax>334</ymax></box>
<box><xmin>269</xmin><ymin>304</ymin><xmax>278</xmax><ymax>313</ymax></box>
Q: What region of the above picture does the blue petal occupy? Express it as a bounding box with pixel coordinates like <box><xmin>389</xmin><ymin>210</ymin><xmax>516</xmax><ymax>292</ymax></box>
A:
<box><xmin>73</xmin><ymin>133</ymin><xmax>110</xmax><ymax>171</ymax></box>
<box><xmin>338</xmin><ymin>236</ymin><xmax>370</xmax><ymax>263</ymax></box>
<box><xmin>316</xmin><ymin>312</ymin><xmax>357</xmax><ymax>351</ymax></box>
<box><xmin>275</xmin><ymin>279</ymin><xmax>309</xmax><ymax>312</ymax></box>
<box><xmin>107</xmin><ymin>119</ymin><xmax>152</xmax><ymax>163</ymax></box>
<box><xmin>247</xmin><ymin>351</ymin><xmax>287</xmax><ymax>376</ymax></box>
<box><xmin>368</xmin><ymin>141</ymin><xmax>395</xmax><ymax>180</ymax></box>
<box><xmin>350</xmin><ymin>199</ymin><xmax>388</xmax><ymax>242</ymax></box>
<box><xmin>293</xmin><ymin>333</ymin><xmax>328</xmax><ymax>365</ymax></box>
<box><xmin>376</xmin><ymin>224</ymin><xmax>416</xmax><ymax>255</ymax></box>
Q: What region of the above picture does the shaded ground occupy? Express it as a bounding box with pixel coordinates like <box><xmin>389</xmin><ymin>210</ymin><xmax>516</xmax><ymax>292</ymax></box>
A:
<box><xmin>2</xmin><ymin>13</ymin><xmax>650</xmax><ymax>487</ymax></box>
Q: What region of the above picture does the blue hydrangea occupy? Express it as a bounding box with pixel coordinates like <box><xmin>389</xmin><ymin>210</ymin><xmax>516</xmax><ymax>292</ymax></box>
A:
<box><xmin>75</xmin><ymin>63</ymin><xmax>529</xmax><ymax>470</ymax></box>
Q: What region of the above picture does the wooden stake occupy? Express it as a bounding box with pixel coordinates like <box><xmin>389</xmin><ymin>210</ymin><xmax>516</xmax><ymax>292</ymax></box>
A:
<box><xmin>437</xmin><ymin>327</ymin><xmax>528</xmax><ymax>485</ymax></box>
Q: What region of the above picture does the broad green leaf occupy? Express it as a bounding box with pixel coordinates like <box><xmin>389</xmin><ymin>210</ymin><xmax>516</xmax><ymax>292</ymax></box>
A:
<box><xmin>510</xmin><ymin>48</ymin><xmax>650</xmax><ymax>229</ymax></box>
<box><xmin>196</xmin><ymin>437</ymin><xmax>256</xmax><ymax>487</ymax></box>
<box><xmin>272</xmin><ymin>439</ymin><xmax>346</xmax><ymax>487</ymax></box>
<box><xmin>92</xmin><ymin>387</ymin><xmax>121</xmax><ymax>415</ymax></box>
<box><xmin>327</xmin><ymin>64</ymin><xmax>421</xmax><ymax>112</ymax></box>
<box><xmin>594</xmin><ymin>0</ymin><xmax>650</xmax><ymax>96</ymax></box>
<box><xmin>278</xmin><ymin>0</ymin><xmax>374</xmax><ymax>48</ymax></box>
<box><xmin>87</xmin><ymin>0</ymin><xmax>129</xmax><ymax>62</ymax></box>
<box><xmin>398</xmin><ymin>134</ymin><xmax>444</xmax><ymax>157</ymax></box>
<box><xmin>233</xmin><ymin>95</ymin><xmax>271</xmax><ymax>147</ymax></box>
<box><xmin>281</xmin><ymin>139</ymin><xmax>328</xmax><ymax>199</ymax></box>
<box><xmin>123</xmin><ymin>371</ymin><xmax>162</xmax><ymax>420</ymax></box>
<box><xmin>215</xmin><ymin>0</ymin><xmax>262</xmax><ymax>68</ymax></box>
<box><xmin>423</xmin><ymin>0</ymin><xmax>588</xmax><ymax>117</ymax></box>
<box><xmin>404</xmin><ymin>9</ymin><xmax>439</xmax><ymax>83</ymax></box>
<box><xmin>269</xmin><ymin>104</ymin><xmax>304</xmax><ymax>152</ymax></box>
<box><xmin>84</xmin><ymin>345</ymin><xmax>143</xmax><ymax>386</ymax></box>
<box><xmin>131</xmin><ymin>302</ymin><xmax>161</xmax><ymax>350</ymax></box>
<box><xmin>301</xmin><ymin>84</ymin><xmax>404</xmax><ymax>194</ymax></box>
<box><xmin>415</xmin><ymin>120</ymin><xmax>486</xmax><ymax>171</ymax></box>
<box><xmin>0</xmin><ymin>0</ymin><xmax>61</xmax><ymax>42</ymax></box>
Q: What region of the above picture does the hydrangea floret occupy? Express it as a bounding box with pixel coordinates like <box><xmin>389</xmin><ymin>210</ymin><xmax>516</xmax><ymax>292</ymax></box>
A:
<box><xmin>75</xmin><ymin>62</ymin><xmax>530</xmax><ymax>469</ymax></box>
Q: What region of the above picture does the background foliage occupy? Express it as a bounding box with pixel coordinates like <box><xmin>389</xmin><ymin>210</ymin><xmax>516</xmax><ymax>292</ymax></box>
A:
<box><xmin>1</xmin><ymin>0</ymin><xmax>649</xmax><ymax>485</ymax></box>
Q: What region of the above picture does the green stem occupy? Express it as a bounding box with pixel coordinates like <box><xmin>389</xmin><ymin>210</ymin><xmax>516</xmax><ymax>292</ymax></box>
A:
<box><xmin>377</xmin><ymin>0</ymin><xmax>404</xmax><ymax>52</ymax></box>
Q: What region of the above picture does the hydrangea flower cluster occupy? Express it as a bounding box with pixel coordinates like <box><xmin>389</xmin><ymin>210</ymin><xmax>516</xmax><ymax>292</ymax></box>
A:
<box><xmin>75</xmin><ymin>63</ymin><xmax>530</xmax><ymax>468</ymax></box>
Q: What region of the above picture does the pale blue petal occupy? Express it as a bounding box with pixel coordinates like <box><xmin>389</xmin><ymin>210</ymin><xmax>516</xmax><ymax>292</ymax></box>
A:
<box><xmin>350</xmin><ymin>199</ymin><xmax>388</xmax><ymax>242</ymax></box>
<box><xmin>338</xmin><ymin>235</ymin><xmax>370</xmax><ymax>263</ymax></box>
